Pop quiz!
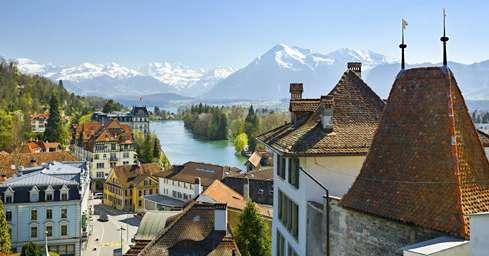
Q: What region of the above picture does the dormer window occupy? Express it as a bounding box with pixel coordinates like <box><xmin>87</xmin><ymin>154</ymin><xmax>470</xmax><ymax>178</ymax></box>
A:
<box><xmin>4</xmin><ymin>187</ymin><xmax>14</xmax><ymax>204</ymax></box>
<box><xmin>60</xmin><ymin>185</ymin><xmax>69</xmax><ymax>201</ymax></box>
<box><xmin>45</xmin><ymin>185</ymin><xmax>54</xmax><ymax>201</ymax></box>
<box><xmin>30</xmin><ymin>186</ymin><xmax>39</xmax><ymax>202</ymax></box>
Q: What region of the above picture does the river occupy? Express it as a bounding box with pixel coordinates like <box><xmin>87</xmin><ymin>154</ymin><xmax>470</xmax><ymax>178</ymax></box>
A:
<box><xmin>150</xmin><ymin>120</ymin><xmax>247</xmax><ymax>168</ymax></box>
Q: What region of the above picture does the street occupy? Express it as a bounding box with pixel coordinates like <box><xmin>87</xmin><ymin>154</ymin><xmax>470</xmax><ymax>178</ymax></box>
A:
<box><xmin>82</xmin><ymin>199</ymin><xmax>140</xmax><ymax>256</ymax></box>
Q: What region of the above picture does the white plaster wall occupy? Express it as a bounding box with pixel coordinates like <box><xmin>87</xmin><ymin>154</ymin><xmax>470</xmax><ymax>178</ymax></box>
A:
<box><xmin>470</xmin><ymin>214</ymin><xmax>489</xmax><ymax>256</ymax></box>
<box><xmin>158</xmin><ymin>178</ymin><xmax>195</xmax><ymax>200</ymax></box>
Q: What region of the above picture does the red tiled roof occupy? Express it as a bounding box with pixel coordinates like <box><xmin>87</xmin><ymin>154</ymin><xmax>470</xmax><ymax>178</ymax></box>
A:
<box><xmin>75</xmin><ymin>120</ymin><xmax>133</xmax><ymax>150</ymax></box>
<box><xmin>160</xmin><ymin>162</ymin><xmax>242</xmax><ymax>188</ymax></box>
<box><xmin>30</xmin><ymin>113</ymin><xmax>49</xmax><ymax>120</ymax></box>
<box><xmin>110</xmin><ymin>163</ymin><xmax>164</xmax><ymax>187</ymax></box>
<box><xmin>477</xmin><ymin>130</ymin><xmax>489</xmax><ymax>147</ymax></box>
<box><xmin>341</xmin><ymin>67</ymin><xmax>489</xmax><ymax>239</ymax></box>
<box><xmin>0</xmin><ymin>151</ymin><xmax>78</xmax><ymax>179</ymax></box>
<box><xmin>257</xmin><ymin>69</ymin><xmax>385</xmax><ymax>156</ymax></box>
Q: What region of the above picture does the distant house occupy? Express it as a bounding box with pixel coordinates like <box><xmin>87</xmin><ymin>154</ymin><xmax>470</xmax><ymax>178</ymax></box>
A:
<box><xmin>223</xmin><ymin>168</ymin><xmax>273</xmax><ymax>205</ymax></box>
<box><xmin>130</xmin><ymin>202</ymin><xmax>241</xmax><ymax>256</ymax></box>
<box><xmin>23</xmin><ymin>141</ymin><xmax>62</xmax><ymax>153</ymax></box>
<box><xmin>0</xmin><ymin>151</ymin><xmax>78</xmax><ymax>181</ymax></box>
<box><xmin>245</xmin><ymin>150</ymin><xmax>272</xmax><ymax>171</ymax></box>
<box><xmin>144</xmin><ymin>161</ymin><xmax>241</xmax><ymax>211</ymax></box>
<box><xmin>30</xmin><ymin>113</ymin><xmax>48</xmax><ymax>133</ymax></box>
<box><xmin>72</xmin><ymin>119</ymin><xmax>136</xmax><ymax>190</ymax></box>
<box><xmin>0</xmin><ymin>161</ymin><xmax>90</xmax><ymax>255</ymax></box>
<box><xmin>103</xmin><ymin>163</ymin><xmax>164</xmax><ymax>212</ymax></box>
<box><xmin>92</xmin><ymin>106</ymin><xmax>150</xmax><ymax>135</ymax></box>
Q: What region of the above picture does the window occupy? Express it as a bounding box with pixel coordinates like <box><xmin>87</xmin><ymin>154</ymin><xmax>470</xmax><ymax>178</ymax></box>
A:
<box><xmin>31</xmin><ymin>209</ymin><xmax>37</xmax><ymax>221</ymax></box>
<box><xmin>46</xmin><ymin>225</ymin><xmax>53</xmax><ymax>237</ymax></box>
<box><xmin>123</xmin><ymin>152</ymin><xmax>129</xmax><ymax>158</ymax></box>
<box><xmin>288</xmin><ymin>157</ymin><xmax>300</xmax><ymax>188</ymax></box>
<box><xmin>31</xmin><ymin>226</ymin><xmax>38</xmax><ymax>238</ymax></box>
<box><xmin>6</xmin><ymin>211</ymin><xmax>11</xmax><ymax>222</ymax></box>
<box><xmin>111</xmin><ymin>144</ymin><xmax>116</xmax><ymax>151</ymax></box>
<box><xmin>278</xmin><ymin>190</ymin><xmax>299</xmax><ymax>239</ymax></box>
<box><xmin>138</xmin><ymin>200</ymin><xmax>142</xmax><ymax>207</ymax></box>
<box><xmin>4</xmin><ymin>188</ymin><xmax>14</xmax><ymax>204</ymax></box>
<box><xmin>138</xmin><ymin>191</ymin><xmax>142</xmax><ymax>197</ymax></box>
<box><xmin>46</xmin><ymin>193</ymin><xmax>53</xmax><ymax>201</ymax></box>
<box><xmin>61</xmin><ymin>208</ymin><xmax>67</xmax><ymax>219</ymax></box>
<box><xmin>288</xmin><ymin>244</ymin><xmax>299</xmax><ymax>256</ymax></box>
<box><xmin>276</xmin><ymin>230</ymin><xmax>285</xmax><ymax>256</ymax></box>
<box><xmin>46</xmin><ymin>209</ymin><xmax>52</xmax><ymax>219</ymax></box>
<box><xmin>96</xmin><ymin>171</ymin><xmax>105</xmax><ymax>178</ymax></box>
<box><xmin>96</xmin><ymin>163</ymin><xmax>105</xmax><ymax>169</ymax></box>
<box><xmin>61</xmin><ymin>192</ymin><xmax>68</xmax><ymax>201</ymax></box>
<box><xmin>277</xmin><ymin>155</ymin><xmax>286</xmax><ymax>179</ymax></box>
<box><xmin>30</xmin><ymin>187</ymin><xmax>39</xmax><ymax>202</ymax></box>
<box><xmin>5</xmin><ymin>195</ymin><xmax>12</xmax><ymax>204</ymax></box>
<box><xmin>61</xmin><ymin>224</ymin><xmax>68</xmax><ymax>236</ymax></box>
<box><xmin>94</xmin><ymin>154</ymin><xmax>99</xmax><ymax>160</ymax></box>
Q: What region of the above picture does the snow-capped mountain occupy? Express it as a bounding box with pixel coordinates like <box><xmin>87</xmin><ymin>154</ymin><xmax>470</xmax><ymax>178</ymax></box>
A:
<box><xmin>204</xmin><ymin>44</ymin><xmax>395</xmax><ymax>100</ymax></box>
<box><xmin>141</xmin><ymin>62</ymin><xmax>234</xmax><ymax>96</ymax></box>
<box><xmin>14</xmin><ymin>59</ymin><xmax>233</xmax><ymax>97</ymax></box>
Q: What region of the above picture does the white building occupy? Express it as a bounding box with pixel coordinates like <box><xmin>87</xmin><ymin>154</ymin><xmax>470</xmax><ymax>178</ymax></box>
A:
<box><xmin>257</xmin><ymin>63</ymin><xmax>385</xmax><ymax>256</ymax></box>
<box><xmin>30</xmin><ymin>113</ymin><xmax>48</xmax><ymax>133</ymax></box>
<box><xmin>0</xmin><ymin>161</ymin><xmax>90</xmax><ymax>255</ymax></box>
<box><xmin>72</xmin><ymin>119</ymin><xmax>136</xmax><ymax>191</ymax></box>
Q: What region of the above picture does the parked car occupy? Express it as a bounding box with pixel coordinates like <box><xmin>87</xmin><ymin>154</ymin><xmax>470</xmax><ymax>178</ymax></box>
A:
<box><xmin>94</xmin><ymin>192</ymin><xmax>103</xmax><ymax>199</ymax></box>
<box><xmin>98</xmin><ymin>213</ymin><xmax>109</xmax><ymax>222</ymax></box>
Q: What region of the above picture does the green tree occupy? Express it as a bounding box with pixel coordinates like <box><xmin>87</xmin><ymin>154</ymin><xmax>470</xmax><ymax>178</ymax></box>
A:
<box><xmin>44</xmin><ymin>96</ymin><xmax>62</xmax><ymax>142</ymax></box>
<box><xmin>234</xmin><ymin>133</ymin><xmax>248</xmax><ymax>152</ymax></box>
<box><xmin>0</xmin><ymin>110</ymin><xmax>14</xmax><ymax>151</ymax></box>
<box><xmin>236</xmin><ymin>201</ymin><xmax>271</xmax><ymax>256</ymax></box>
<box><xmin>102</xmin><ymin>99</ymin><xmax>122</xmax><ymax>113</ymax></box>
<box><xmin>20</xmin><ymin>241</ymin><xmax>42</xmax><ymax>256</ymax></box>
<box><xmin>153</xmin><ymin>136</ymin><xmax>161</xmax><ymax>159</ymax></box>
<box><xmin>244</xmin><ymin>105</ymin><xmax>259</xmax><ymax>151</ymax></box>
<box><xmin>0</xmin><ymin>200</ymin><xmax>11</xmax><ymax>253</ymax></box>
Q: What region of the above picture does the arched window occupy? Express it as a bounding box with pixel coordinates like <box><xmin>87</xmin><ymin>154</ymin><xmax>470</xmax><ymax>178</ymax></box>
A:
<box><xmin>45</xmin><ymin>185</ymin><xmax>54</xmax><ymax>201</ymax></box>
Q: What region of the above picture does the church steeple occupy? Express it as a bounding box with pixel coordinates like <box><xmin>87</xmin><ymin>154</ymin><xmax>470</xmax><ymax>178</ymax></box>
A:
<box><xmin>399</xmin><ymin>19</ymin><xmax>408</xmax><ymax>70</ymax></box>
<box><xmin>440</xmin><ymin>9</ymin><xmax>449</xmax><ymax>66</ymax></box>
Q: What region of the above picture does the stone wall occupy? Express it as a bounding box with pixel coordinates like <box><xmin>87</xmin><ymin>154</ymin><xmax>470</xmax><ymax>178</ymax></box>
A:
<box><xmin>327</xmin><ymin>197</ymin><xmax>444</xmax><ymax>256</ymax></box>
<box><xmin>306</xmin><ymin>201</ymin><xmax>325</xmax><ymax>256</ymax></box>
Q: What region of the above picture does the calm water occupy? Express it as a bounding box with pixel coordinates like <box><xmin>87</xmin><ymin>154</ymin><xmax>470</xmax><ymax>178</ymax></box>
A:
<box><xmin>150</xmin><ymin>120</ymin><xmax>246</xmax><ymax>168</ymax></box>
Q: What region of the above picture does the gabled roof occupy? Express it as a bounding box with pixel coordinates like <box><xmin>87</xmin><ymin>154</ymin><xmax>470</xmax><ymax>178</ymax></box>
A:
<box><xmin>199</xmin><ymin>180</ymin><xmax>272</xmax><ymax>217</ymax></box>
<box><xmin>477</xmin><ymin>130</ymin><xmax>489</xmax><ymax>147</ymax></box>
<box><xmin>257</xmin><ymin>69</ymin><xmax>385</xmax><ymax>156</ymax></box>
<box><xmin>136</xmin><ymin>202</ymin><xmax>240</xmax><ymax>256</ymax></box>
<box><xmin>341</xmin><ymin>67</ymin><xmax>489</xmax><ymax>239</ymax></box>
<box><xmin>110</xmin><ymin>163</ymin><xmax>163</xmax><ymax>188</ymax></box>
<box><xmin>131</xmin><ymin>106</ymin><xmax>149</xmax><ymax>117</ymax></box>
<box><xmin>160</xmin><ymin>162</ymin><xmax>242</xmax><ymax>188</ymax></box>
<box><xmin>135</xmin><ymin>211</ymin><xmax>182</xmax><ymax>241</ymax></box>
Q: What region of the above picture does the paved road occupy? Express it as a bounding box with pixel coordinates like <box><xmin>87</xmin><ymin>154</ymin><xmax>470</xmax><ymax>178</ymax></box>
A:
<box><xmin>82</xmin><ymin>199</ymin><xmax>140</xmax><ymax>256</ymax></box>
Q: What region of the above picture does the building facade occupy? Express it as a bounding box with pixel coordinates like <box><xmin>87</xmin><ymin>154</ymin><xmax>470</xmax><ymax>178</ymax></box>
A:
<box><xmin>72</xmin><ymin>119</ymin><xmax>136</xmax><ymax>190</ymax></box>
<box><xmin>103</xmin><ymin>163</ymin><xmax>162</xmax><ymax>212</ymax></box>
<box><xmin>30</xmin><ymin>113</ymin><xmax>48</xmax><ymax>133</ymax></box>
<box><xmin>257</xmin><ymin>62</ymin><xmax>385</xmax><ymax>256</ymax></box>
<box><xmin>0</xmin><ymin>161</ymin><xmax>90</xmax><ymax>255</ymax></box>
<box><xmin>91</xmin><ymin>106</ymin><xmax>150</xmax><ymax>135</ymax></box>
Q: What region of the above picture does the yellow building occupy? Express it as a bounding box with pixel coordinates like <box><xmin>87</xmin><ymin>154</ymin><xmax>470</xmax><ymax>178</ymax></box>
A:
<box><xmin>103</xmin><ymin>163</ymin><xmax>163</xmax><ymax>212</ymax></box>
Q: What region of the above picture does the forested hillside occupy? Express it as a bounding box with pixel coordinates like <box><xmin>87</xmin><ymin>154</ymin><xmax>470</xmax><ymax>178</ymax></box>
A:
<box><xmin>0</xmin><ymin>59</ymin><xmax>114</xmax><ymax>152</ymax></box>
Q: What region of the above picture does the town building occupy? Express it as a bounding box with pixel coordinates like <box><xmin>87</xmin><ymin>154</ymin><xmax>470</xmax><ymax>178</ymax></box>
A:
<box><xmin>0</xmin><ymin>151</ymin><xmax>78</xmax><ymax>182</ymax></box>
<box><xmin>0</xmin><ymin>161</ymin><xmax>90</xmax><ymax>255</ymax></box>
<box><xmin>30</xmin><ymin>113</ymin><xmax>48</xmax><ymax>133</ymax></box>
<box><xmin>103</xmin><ymin>163</ymin><xmax>163</xmax><ymax>212</ymax></box>
<box><xmin>223</xmin><ymin>168</ymin><xmax>274</xmax><ymax>205</ymax></box>
<box><xmin>91</xmin><ymin>106</ymin><xmax>150</xmax><ymax>135</ymax></box>
<box><xmin>72</xmin><ymin>119</ymin><xmax>136</xmax><ymax>190</ymax></box>
<box><xmin>144</xmin><ymin>161</ymin><xmax>241</xmax><ymax>211</ymax></box>
<box><xmin>257</xmin><ymin>62</ymin><xmax>385</xmax><ymax>256</ymax></box>
<box><xmin>131</xmin><ymin>202</ymin><xmax>241</xmax><ymax>256</ymax></box>
<box><xmin>245</xmin><ymin>150</ymin><xmax>271</xmax><ymax>171</ymax></box>
<box><xmin>23</xmin><ymin>141</ymin><xmax>62</xmax><ymax>153</ymax></box>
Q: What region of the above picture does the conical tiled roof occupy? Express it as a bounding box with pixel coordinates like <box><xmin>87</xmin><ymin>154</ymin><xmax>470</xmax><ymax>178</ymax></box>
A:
<box><xmin>341</xmin><ymin>67</ymin><xmax>489</xmax><ymax>238</ymax></box>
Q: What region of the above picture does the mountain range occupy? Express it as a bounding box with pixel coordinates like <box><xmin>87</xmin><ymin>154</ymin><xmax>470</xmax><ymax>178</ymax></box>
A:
<box><xmin>12</xmin><ymin>44</ymin><xmax>489</xmax><ymax>102</ymax></box>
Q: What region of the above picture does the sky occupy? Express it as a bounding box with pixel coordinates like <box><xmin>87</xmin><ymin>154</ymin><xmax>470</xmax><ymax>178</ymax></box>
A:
<box><xmin>1</xmin><ymin>0</ymin><xmax>488</xmax><ymax>69</ymax></box>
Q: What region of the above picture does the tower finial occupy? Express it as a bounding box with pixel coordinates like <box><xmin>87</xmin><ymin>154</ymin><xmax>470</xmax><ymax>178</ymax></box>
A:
<box><xmin>399</xmin><ymin>18</ymin><xmax>408</xmax><ymax>70</ymax></box>
<box><xmin>440</xmin><ymin>8</ymin><xmax>449</xmax><ymax>66</ymax></box>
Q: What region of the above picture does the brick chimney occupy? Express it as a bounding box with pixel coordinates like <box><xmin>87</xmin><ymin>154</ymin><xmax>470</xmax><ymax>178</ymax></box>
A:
<box><xmin>289</xmin><ymin>83</ymin><xmax>303</xmax><ymax>100</ymax></box>
<box><xmin>347</xmin><ymin>62</ymin><xmax>362</xmax><ymax>77</ymax></box>
<box><xmin>214</xmin><ymin>203</ymin><xmax>227</xmax><ymax>231</ymax></box>
<box><xmin>243</xmin><ymin>177</ymin><xmax>250</xmax><ymax>200</ymax></box>
<box><xmin>319</xmin><ymin>95</ymin><xmax>334</xmax><ymax>132</ymax></box>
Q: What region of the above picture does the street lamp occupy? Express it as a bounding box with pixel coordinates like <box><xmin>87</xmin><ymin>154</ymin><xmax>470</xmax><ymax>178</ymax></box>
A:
<box><xmin>44</xmin><ymin>231</ymin><xmax>49</xmax><ymax>256</ymax></box>
<box><xmin>119</xmin><ymin>226</ymin><xmax>126</xmax><ymax>253</ymax></box>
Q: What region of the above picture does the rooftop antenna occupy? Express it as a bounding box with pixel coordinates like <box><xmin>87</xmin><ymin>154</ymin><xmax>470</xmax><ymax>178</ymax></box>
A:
<box><xmin>440</xmin><ymin>8</ymin><xmax>449</xmax><ymax>66</ymax></box>
<box><xmin>399</xmin><ymin>18</ymin><xmax>408</xmax><ymax>70</ymax></box>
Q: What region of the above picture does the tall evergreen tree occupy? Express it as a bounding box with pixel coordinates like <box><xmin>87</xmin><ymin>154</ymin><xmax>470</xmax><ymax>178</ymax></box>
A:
<box><xmin>244</xmin><ymin>105</ymin><xmax>259</xmax><ymax>151</ymax></box>
<box><xmin>44</xmin><ymin>96</ymin><xmax>63</xmax><ymax>142</ymax></box>
<box><xmin>236</xmin><ymin>201</ymin><xmax>271</xmax><ymax>256</ymax></box>
<box><xmin>0</xmin><ymin>200</ymin><xmax>11</xmax><ymax>253</ymax></box>
<box><xmin>153</xmin><ymin>136</ymin><xmax>161</xmax><ymax>159</ymax></box>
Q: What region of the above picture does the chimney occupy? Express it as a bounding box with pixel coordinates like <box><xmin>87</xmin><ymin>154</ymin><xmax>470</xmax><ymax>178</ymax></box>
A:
<box><xmin>289</xmin><ymin>83</ymin><xmax>303</xmax><ymax>100</ymax></box>
<box><xmin>243</xmin><ymin>178</ymin><xmax>250</xmax><ymax>200</ymax></box>
<box><xmin>347</xmin><ymin>62</ymin><xmax>362</xmax><ymax>77</ymax></box>
<box><xmin>214</xmin><ymin>203</ymin><xmax>228</xmax><ymax>231</ymax></box>
<box><xmin>319</xmin><ymin>95</ymin><xmax>334</xmax><ymax>132</ymax></box>
<box><xmin>194</xmin><ymin>177</ymin><xmax>202</xmax><ymax>198</ymax></box>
